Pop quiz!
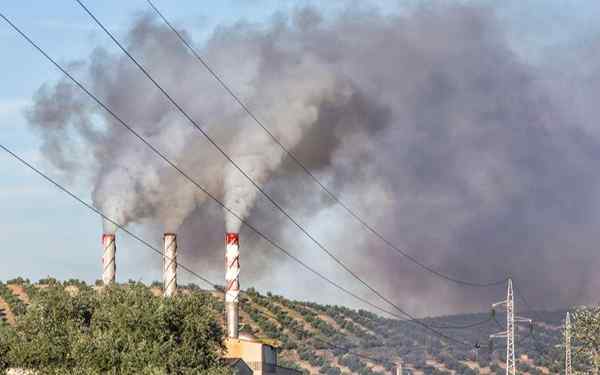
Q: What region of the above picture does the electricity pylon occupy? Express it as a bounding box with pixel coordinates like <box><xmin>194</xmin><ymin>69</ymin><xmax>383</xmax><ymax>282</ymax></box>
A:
<box><xmin>565</xmin><ymin>312</ymin><xmax>572</xmax><ymax>375</ymax></box>
<box><xmin>490</xmin><ymin>278</ymin><xmax>532</xmax><ymax>375</ymax></box>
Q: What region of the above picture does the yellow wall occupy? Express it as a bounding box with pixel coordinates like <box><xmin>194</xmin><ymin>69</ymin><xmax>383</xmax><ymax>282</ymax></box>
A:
<box><xmin>224</xmin><ymin>338</ymin><xmax>265</xmax><ymax>363</ymax></box>
<box><xmin>224</xmin><ymin>338</ymin><xmax>299</xmax><ymax>374</ymax></box>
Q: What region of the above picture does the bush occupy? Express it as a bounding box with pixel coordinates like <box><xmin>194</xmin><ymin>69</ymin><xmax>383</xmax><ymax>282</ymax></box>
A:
<box><xmin>0</xmin><ymin>283</ymin><xmax>229</xmax><ymax>373</ymax></box>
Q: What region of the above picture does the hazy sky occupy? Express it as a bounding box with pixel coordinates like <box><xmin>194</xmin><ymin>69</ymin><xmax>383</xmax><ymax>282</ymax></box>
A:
<box><xmin>2</xmin><ymin>0</ymin><xmax>600</xmax><ymax>317</ymax></box>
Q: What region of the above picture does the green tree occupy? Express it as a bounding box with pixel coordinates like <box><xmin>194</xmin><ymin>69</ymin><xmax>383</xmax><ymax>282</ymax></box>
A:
<box><xmin>0</xmin><ymin>283</ymin><xmax>230</xmax><ymax>374</ymax></box>
<box><xmin>572</xmin><ymin>306</ymin><xmax>600</xmax><ymax>374</ymax></box>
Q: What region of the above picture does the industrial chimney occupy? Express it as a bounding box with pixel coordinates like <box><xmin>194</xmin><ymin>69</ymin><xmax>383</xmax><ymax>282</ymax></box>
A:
<box><xmin>102</xmin><ymin>233</ymin><xmax>116</xmax><ymax>285</ymax></box>
<box><xmin>225</xmin><ymin>233</ymin><xmax>240</xmax><ymax>338</ymax></box>
<box><xmin>163</xmin><ymin>233</ymin><xmax>177</xmax><ymax>297</ymax></box>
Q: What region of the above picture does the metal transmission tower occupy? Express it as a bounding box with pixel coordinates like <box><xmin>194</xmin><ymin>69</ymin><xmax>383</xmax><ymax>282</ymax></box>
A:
<box><xmin>565</xmin><ymin>312</ymin><xmax>572</xmax><ymax>375</ymax></box>
<box><xmin>490</xmin><ymin>278</ymin><xmax>532</xmax><ymax>375</ymax></box>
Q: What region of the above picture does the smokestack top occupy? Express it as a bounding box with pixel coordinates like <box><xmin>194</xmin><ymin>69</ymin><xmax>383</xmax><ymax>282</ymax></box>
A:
<box><xmin>163</xmin><ymin>232</ymin><xmax>177</xmax><ymax>237</ymax></box>
<box><xmin>102</xmin><ymin>233</ymin><xmax>115</xmax><ymax>240</ymax></box>
<box><xmin>226</xmin><ymin>233</ymin><xmax>239</xmax><ymax>245</ymax></box>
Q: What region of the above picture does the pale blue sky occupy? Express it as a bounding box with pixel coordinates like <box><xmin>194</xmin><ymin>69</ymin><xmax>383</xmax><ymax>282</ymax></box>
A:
<box><xmin>1</xmin><ymin>0</ymin><xmax>600</xmax><ymax>312</ymax></box>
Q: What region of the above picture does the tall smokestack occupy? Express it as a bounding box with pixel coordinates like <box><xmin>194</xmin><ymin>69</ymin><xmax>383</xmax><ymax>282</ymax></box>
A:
<box><xmin>102</xmin><ymin>234</ymin><xmax>116</xmax><ymax>285</ymax></box>
<box><xmin>163</xmin><ymin>233</ymin><xmax>177</xmax><ymax>297</ymax></box>
<box><xmin>225</xmin><ymin>233</ymin><xmax>240</xmax><ymax>339</ymax></box>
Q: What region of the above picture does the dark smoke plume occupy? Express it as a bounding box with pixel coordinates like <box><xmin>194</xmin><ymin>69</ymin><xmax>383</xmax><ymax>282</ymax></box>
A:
<box><xmin>26</xmin><ymin>4</ymin><xmax>600</xmax><ymax>316</ymax></box>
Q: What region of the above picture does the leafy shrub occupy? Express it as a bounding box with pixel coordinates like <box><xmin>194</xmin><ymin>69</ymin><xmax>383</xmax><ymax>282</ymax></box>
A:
<box><xmin>0</xmin><ymin>283</ymin><xmax>229</xmax><ymax>373</ymax></box>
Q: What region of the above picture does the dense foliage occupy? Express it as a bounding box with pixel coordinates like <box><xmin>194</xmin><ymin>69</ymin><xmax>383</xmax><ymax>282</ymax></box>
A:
<box><xmin>0</xmin><ymin>282</ymin><xmax>230</xmax><ymax>374</ymax></box>
<box><xmin>572</xmin><ymin>306</ymin><xmax>600</xmax><ymax>374</ymax></box>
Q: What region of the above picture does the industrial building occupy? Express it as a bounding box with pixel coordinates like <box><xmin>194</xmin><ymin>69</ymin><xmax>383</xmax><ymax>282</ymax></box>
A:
<box><xmin>224</xmin><ymin>332</ymin><xmax>301</xmax><ymax>374</ymax></box>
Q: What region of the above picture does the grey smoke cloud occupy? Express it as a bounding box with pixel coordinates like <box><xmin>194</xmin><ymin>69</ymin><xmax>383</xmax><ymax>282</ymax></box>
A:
<box><xmin>25</xmin><ymin>4</ymin><xmax>600</xmax><ymax>315</ymax></box>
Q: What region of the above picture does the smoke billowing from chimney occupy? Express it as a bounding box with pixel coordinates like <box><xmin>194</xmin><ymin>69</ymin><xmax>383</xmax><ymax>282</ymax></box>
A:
<box><xmin>25</xmin><ymin>4</ymin><xmax>600</xmax><ymax>315</ymax></box>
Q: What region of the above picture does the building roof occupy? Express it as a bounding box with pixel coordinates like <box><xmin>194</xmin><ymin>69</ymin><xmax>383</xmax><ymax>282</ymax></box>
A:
<box><xmin>223</xmin><ymin>357</ymin><xmax>251</xmax><ymax>369</ymax></box>
<box><xmin>238</xmin><ymin>331</ymin><xmax>258</xmax><ymax>342</ymax></box>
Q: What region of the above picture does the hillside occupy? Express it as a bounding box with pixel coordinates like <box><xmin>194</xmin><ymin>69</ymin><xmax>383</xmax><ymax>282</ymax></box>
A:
<box><xmin>0</xmin><ymin>278</ymin><xmax>565</xmax><ymax>374</ymax></box>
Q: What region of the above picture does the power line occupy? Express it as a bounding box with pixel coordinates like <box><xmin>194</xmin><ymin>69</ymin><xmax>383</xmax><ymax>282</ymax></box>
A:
<box><xmin>144</xmin><ymin>0</ymin><xmax>507</xmax><ymax>289</ymax></box>
<box><xmin>493</xmin><ymin>315</ymin><xmax>504</xmax><ymax>331</ymax></box>
<box><xmin>527</xmin><ymin>329</ymin><xmax>554</xmax><ymax>359</ymax></box>
<box><xmin>243</xmin><ymin>299</ymin><xmax>477</xmax><ymax>370</ymax></box>
<box><xmin>71</xmin><ymin>0</ymin><xmax>430</xmax><ymax>318</ymax></box>
<box><xmin>426</xmin><ymin>315</ymin><xmax>493</xmax><ymax>330</ymax></box>
<box><xmin>0</xmin><ymin>8</ymin><xmax>485</xmax><ymax>349</ymax></box>
<box><xmin>245</xmin><ymin>302</ymin><xmax>398</xmax><ymax>367</ymax></box>
<box><xmin>0</xmin><ymin>147</ymin><xmax>391</xmax><ymax>372</ymax></box>
<box><xmin>0</xmin><ymin>142</ymin><xmax>479</xmax><ymax>353</ymax></box>
<box><xmin>0</xmin><ymin>141</ymin><xmax>476</xmax><ymax>373</ymax></box>
<box><xmin>0</xmin><ymin>11</ymin><xmax>402</xmax><ymax>324</ymax></box>
<box><xmin>314</xmin><ymin>336</ymin><xmax>395</xmax><ymax>368</ymax></box>
<box><xmin>0</xmin><ymin>42</ymin><xmax>464</xmax><ymax>343</ymax></box>
<box><xmin>72</xmin><ymin>0</ymin><xmax>497</xmax><ymax>330</ymax></box>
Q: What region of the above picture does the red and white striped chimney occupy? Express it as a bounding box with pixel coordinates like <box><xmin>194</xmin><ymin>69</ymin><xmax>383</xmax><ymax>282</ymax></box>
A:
<box><xmin>163</xmin><ymin>233</ymin><xmax>177</xmax><ymax>297</ymax></box>
<box><xmin>225</xmin><ymin>233</ymin><xmax>240</xmax><ymax>338</ymax></box>
<box><xmin>102</xmin><ymin>234</ymin><xmax>116</xmax><ymax>285</ymax></box>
